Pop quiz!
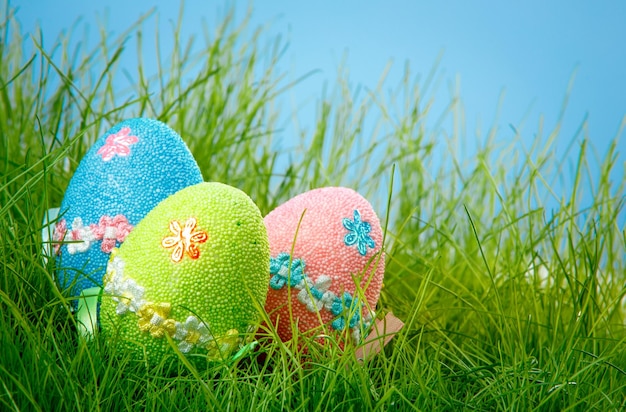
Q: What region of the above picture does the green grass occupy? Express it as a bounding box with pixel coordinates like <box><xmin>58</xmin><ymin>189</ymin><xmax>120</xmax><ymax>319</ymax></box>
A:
<box><xmin>1</xmin><ymin>4</ymin><xmax>625</xmax><ymax>411</ymax></box>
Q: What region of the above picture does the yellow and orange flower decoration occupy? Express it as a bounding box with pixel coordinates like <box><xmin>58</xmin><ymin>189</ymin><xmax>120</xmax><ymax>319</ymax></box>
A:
<box><xmin>161</xmin><ymin>217</ymin><xmax>208</xmax><ymax>262</ymax></box>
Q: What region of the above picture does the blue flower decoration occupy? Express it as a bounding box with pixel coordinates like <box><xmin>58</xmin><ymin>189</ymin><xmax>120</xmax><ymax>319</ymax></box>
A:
<box><xmin>269</xmin><ymin>253</ymin><xmax>305</xmax><ymax>290</ymax></box>
<box><xmin>330</xmin><ymin>292</ymin><xmax>363</xmax><ymax>331</ymax></box>
<box><xmin>342</xmin><ymin>209</ymin><xmax>375</xmax><ymax>256</ymax></box>
<box><xmin>331</xmin><ymin>317</ymin><xmax>346</xmax><ymax>331</ymax></box>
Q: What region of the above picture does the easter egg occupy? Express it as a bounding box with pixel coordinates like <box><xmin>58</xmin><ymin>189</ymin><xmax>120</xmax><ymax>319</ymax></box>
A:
<box><xmin>52</xmin><ymin>118</ymin><xmax>203</xmax><ymax>300</ymax></box>
<box><xmin>99</xmin><ymin>182</ymin><xmax>270</xmax><ymax>365</ymax></box>
<box><xmin>263</xmin><ymin>187</ymin><xmax>385</xmax><ymax>344</ymax></box>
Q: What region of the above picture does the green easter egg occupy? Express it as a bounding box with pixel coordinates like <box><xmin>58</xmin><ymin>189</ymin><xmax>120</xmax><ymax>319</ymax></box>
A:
<box><xmin>99</xmin><ymin>182</ymin><xmax>269</xmax><ymax>366</ymax></box>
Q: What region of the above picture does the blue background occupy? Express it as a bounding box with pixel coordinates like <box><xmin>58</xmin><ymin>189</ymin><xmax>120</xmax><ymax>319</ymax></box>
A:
<box><xmin>13</xmin><ymin>1</ymin><xmax>626</xmax><ymax>220</ymax></box>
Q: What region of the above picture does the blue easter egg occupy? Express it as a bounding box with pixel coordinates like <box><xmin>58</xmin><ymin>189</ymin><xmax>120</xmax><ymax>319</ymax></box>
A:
<box><xmin>53</xmin><ymin>118</ymin><xmax>203</xmax><ymax>300</ymax></box>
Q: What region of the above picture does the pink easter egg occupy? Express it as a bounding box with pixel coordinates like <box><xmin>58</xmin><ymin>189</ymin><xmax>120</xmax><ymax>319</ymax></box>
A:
<box><xmin>263</xmin><ymin>187</ymin><xmax>385</xmax><ymax>344</ymax></box>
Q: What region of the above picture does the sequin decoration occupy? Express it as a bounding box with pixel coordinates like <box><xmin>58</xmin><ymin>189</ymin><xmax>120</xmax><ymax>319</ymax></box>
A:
<box><xmin>342</xmin><ymin>209</ymin><xmax>375</xmax><ymax>256</ymax></box>
<box><xmin>269</xmin><ymin>253</ymin><xmax>374</xmax><ymax>342</ymax></box>
<box><xmin>54</xmin><ymin>215</ymin><xmax>133</xmax><ymax>255</ymax></box>
<box><xmin>269</xmin><ymin>252</ymin><xmax>306</xmax><ymax>290</ymax></box>
<box><xmin>103</xmin><ymin>252</ymin><xmax>247</xmax><ymax>356</ymax></box>
<box><xmin>97</xmin><ymin>127</ymin><xmax>139</xmax><ymax>161</ymax></box>
<box><xmin>161</xmin><ymin>217</ymin><xmax>208</xmax><ymax>262</ymax></box>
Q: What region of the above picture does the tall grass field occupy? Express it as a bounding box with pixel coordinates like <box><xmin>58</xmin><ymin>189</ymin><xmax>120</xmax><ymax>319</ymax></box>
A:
<box><xmin>1</xmin><ymin>4</ymin><xmax>625</xmax><ymax>411</ymax></box>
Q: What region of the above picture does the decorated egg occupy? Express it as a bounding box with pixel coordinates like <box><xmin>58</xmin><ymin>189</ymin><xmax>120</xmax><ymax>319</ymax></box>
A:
<box><xmin>52</xmin><ymin>118</ymin><xmax>203</xmax><ymax>300</ymax></box>
<box><xmin>263</xmin><ymin>187</ymin><xmax>385</xmax><ymax>344</ymax></box>
<box><xmin>99</xmin><ymin>182</ymin><xmax>270</xmax><ymax>365</ymax></box>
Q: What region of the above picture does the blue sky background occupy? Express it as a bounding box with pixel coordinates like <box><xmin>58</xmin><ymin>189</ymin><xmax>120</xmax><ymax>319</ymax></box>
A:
<box><xmin>13</xmin><ymin>1</ymin><xmax>626</xmax><ymax>218</ymax></box>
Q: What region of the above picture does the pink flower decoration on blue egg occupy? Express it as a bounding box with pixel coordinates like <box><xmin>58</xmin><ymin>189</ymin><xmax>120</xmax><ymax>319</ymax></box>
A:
<box><xmin>96</xmin><ymin>127</ymin><xmax>139</xmax><ymax>161</ymax></box>
<box><xmin>55</xmin><ymin>118</ymin><xmax>203</xmax><ymax>302</ymax></box>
